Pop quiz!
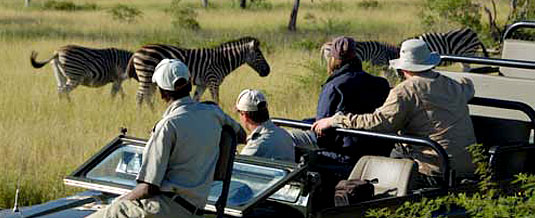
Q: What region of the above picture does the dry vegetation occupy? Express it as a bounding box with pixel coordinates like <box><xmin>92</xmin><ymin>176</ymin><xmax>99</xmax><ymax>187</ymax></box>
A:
<box><xmin>0</xmin><ymin>0</ymin><xmax>465</xmax><ymax>208</ymax></box>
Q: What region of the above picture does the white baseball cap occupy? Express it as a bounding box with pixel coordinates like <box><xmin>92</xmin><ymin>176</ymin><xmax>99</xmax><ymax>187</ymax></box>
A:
<box><xmin>389</xmin><ymin>39</ymin><xmax>441</xmax><ymax>72</ymax></box>
<box><xmin>152</xmin><ymin>59</ymin><xmax>190</xmax><ymax>91</ymax></box>
<box><xmin>235</xmin><ymin>89</ymin><xmax>267</xmax><ymax>112</ymax></box>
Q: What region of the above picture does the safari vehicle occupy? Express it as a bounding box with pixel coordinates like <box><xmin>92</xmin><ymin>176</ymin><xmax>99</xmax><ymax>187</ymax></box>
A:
<box><xmin>2</xmin><ymin>22</ymin><xmax>535</xmax><ymax>218</ymax></box>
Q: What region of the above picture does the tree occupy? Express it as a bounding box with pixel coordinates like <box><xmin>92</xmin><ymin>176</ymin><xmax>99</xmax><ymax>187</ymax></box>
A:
<box><xmin>24</xmin><ymin>0</ymin><xmax>30</xmax><ymax>7</ymax></box>
<box><xmin>288</xmin><ymin>0</ymin><xmax>300</xmax><ymax>31</ymax></box>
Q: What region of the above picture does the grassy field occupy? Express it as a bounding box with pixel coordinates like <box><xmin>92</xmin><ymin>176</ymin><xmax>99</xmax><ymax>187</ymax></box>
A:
<box><xmin>0</xmin><ymin>0</ymin><xmax>481</xmax><ymax>208</ymax></box>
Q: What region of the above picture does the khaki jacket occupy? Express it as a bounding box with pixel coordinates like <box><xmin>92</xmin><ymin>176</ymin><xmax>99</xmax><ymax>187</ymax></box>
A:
<box><xmin>332</xmin><ymin>71</ymin><xmax>476</xmax><ymax>177</ymax></box>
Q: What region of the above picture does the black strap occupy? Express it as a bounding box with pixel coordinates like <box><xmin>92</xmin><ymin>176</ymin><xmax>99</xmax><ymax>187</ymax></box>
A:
<box><xmin>162</xmin><ymin>192</ymin><xmax>204</xmax><ymax>216</ymax></box>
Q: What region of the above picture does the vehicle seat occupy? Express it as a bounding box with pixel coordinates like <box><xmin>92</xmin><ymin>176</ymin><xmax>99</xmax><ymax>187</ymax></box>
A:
<box><xmin>500</xmin><ymin>39</ymin><xmax>535</xmax><ymax>80</ymax></box>
<box><xmin>347</xmin><ymin>156</ymin><xmax>417</xmax><ymax>197</ymax></box>
<box><xmin>471</xmin><ymin>115</ymin><xmax>532</xmax><ymax>147</ymax></box>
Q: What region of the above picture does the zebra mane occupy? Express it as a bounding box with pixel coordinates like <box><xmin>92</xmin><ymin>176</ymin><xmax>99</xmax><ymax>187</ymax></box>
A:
<box><xmin>216</xmin><ymin>37</ymin><xmax>259</xmax><ymax>49</ymax></box>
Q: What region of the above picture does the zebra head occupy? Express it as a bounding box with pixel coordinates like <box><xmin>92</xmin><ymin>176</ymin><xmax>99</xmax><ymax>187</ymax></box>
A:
<box><xmin>243</xmin><ymin>38</ymin><xmax>270</xmax><ymax>77</ymax></box>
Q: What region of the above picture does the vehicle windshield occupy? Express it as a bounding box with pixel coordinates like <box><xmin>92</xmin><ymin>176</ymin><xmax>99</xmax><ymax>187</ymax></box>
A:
<box><xmin>81</xmin><ymin>143</ymin><xmax>293</xmax><ymax>207</ymax></box>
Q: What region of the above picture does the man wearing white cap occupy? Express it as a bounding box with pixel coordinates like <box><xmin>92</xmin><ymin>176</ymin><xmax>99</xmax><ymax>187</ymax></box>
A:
<box><xmin>236</xmin><ymin>89</ymin><xmax>295</xmax><ymax>162</ymax></box>
<box><xmin>312</xmin><ymin>39</ymin><xmax>476</xmax><ymax>186</ymax></box>
<box><xmin>88</xmin><ymin>59</ymin><xmax>244</xmax><ymax>218</ymax></box>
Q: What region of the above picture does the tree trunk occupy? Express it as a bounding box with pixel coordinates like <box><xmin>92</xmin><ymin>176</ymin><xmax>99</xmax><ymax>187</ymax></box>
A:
<box><xmin>240</xmin><ymin>0</ymin><xmax>246</xmax><ymax>8</ymax></box>
<box><xmin>202</xmin><ymin>0</ymin><xmax>208</xmax><ymax>8</ymax></box>
<box><xmin>24</xmin><ymin>0</ymin><xmax>30</xmax><ymax>7</ymax></box>
<box><xmin>288</xmin><ymin>0</ymin><xmax>300</xmax><ymax>31</ymax></box>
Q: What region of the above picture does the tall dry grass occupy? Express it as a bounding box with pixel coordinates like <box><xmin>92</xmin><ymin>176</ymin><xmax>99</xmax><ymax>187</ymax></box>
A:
<box><xmin>0</xmin><ymin>0</ymin><xmax>429</xmax><ymax>208</ymax></box>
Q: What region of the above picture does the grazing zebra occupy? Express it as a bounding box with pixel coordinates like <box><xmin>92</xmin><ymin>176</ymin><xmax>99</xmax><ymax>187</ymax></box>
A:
<box><xmin>127</xmin><ymin>37</ymin><xmax>270</xmax><ymax>108</ymax></box>
<box><xmin>414</xmin><ymin>28</ymin><xmax>489</xmax><ymax>71</ymax></box>
<box><xmin>30</xmin><ymin>45</ymin><xmax>133</xmax><ymax>100</ymax></box>
<box><xmin>320</xmin><ymin>40</ymin><xmax>400</xmax><ymax>66</ymax></box>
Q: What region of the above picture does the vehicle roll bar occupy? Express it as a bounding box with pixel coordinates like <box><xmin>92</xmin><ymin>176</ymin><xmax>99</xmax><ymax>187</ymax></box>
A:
<box><xmin>439</xmin><ymin>55</ymin><xmax>535</xmax><ymax>70</ymax></box>
<box><xmin>469</xmin><ymin>97</ymin><xmax>535</xmax><ymax>128</ymax></box>
<box><xmin>271</xmin><ymin>118</ymin><xmax>451</xmax><ymax>188</ymax></box>
<box><xmin>502</xmin><ymin>21</ymin><xmax>535</xmax><ymax>41</ymax></box>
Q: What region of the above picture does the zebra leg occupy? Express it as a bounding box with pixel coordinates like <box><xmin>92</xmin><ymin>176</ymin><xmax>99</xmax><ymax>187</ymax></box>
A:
<box><xmin>63</xmin><ymin>80</ymin><xmax>79</xmax><ymax>102</ymax></box>
<box><xmin>209</xmin><ymin>85</ymin><xmax>220</xmax><ymax>104</ymax></box>
<box><xmin>52</xmin><ymin>59</ymin><xmax>69</xmax><ymax>100</ymax></box>
<box><xmin>193</xmin><ymin>85</ymin><xmax>207</xmax><ymax>102</ymax></box>
<box><xmin>111</xmin><ymin>81</ymin><xmax>124</xmax><ymax>99</ymax></box>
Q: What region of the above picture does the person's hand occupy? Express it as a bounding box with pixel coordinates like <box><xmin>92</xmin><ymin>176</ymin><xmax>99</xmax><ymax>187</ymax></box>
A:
<box><xmin>311</xmin><ymin>117</ymin><xmax>334</xmax><ymax>136</ymax></box>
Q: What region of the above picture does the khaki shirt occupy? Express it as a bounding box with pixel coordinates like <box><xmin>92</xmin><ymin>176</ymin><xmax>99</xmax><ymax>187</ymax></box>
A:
<box><xmin>333</xmin><ymin>71</ymin><xmax>476</xmax><ymax>177</ymax></box>
<box><xmin>137</xmin><ymin>96</ymin><xmax>243</xmax><ymax>209</ymax></box>
<box><xmin>240</xmin><ymin>120</ymin><xmax>295</xmax><ymax>162</ymax></box>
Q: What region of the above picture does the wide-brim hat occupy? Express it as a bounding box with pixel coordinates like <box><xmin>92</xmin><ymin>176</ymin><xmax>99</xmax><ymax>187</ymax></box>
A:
<box><xmin>389</xmin><ymin>39</ymin><xmax>441</xmax><ymax>72</ymax></box>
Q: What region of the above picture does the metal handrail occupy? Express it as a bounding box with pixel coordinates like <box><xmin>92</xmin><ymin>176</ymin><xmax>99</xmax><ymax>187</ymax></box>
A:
<box><xmin>502</xmin><ymin>21</ymin><xmax>535</xmax><ymax>41</ymax></box>
<box><xmin>439</xmin><ymin>55</ymin><xmax>535</xmax><ymax>70</ymax></box>
<box><xmin>271</xmin><ymin>118</ymin><xmax>451</xmax><ymax>188</ymax></box>
<box><xmin>469</xmin><ymin>97</ymin><xmax>535</xmax><ymax>128</ymax></box>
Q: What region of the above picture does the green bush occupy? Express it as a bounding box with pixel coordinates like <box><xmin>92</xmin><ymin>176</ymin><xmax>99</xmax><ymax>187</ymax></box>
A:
<box><xmin>317</xmin><ymin>0</ymin><xmax>344</xmax><ymax>11</ymax></box>
<box><xmin>168</xmin><ymin>0</ymin><xmax>200</xmax><ymax>30</ymax></box>
<box><xmin>421</xmin><ymin>0</ymin><xmax>481</xmax><ymax>31</ymax></box>
<box><xmin>42</xmin><ymin>0</ymin><xmax>97</xmax><ymax>11</ymax></box>
<box><xmin>249</xmin><ymin>0</ymin><xmax>273</xmax><ymax>10</ymax></box>
<box><xmin>108</xmin><ymin>4</ymin><xmax>142</xmax><ymax>23</ymax></box>
<box><xmin>357</xmin><ymin>0</ymin><xmax>380</xmax><ymax>9</ymax></box>
<box><xmin>291</xmin><ymin>39</ymin><xmax>319</xmax><ymax>51</ymax></box>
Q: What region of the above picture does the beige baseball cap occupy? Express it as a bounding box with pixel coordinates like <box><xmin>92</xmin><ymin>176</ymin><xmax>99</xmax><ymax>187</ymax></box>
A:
<box><xmin>152</xmin><ymin>59</ymin><xmax>190</xmax><ymax>91</ymax></box>
<box><xmin>235</xmin><ymin>89</ymin><xmax>267</xmax><ymax>112</ymax></box>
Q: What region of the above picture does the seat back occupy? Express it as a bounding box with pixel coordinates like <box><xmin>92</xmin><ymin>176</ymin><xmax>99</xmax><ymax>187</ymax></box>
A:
<box><xmin>500</xmin><ymin>39</ymin><xmax>535</xmax><ymax>80</ymax></box>
<box><xmin>348</xmin><ymin>156</ymin><xmax>417</xmax><ymax>197</ymax></box>
<box><xmin>471</xmin><ymin>115</ymin><xmax>532</xmax><ymax>147</ymax></box>
<box><xmin>213</xmin><ymin>125</ymin><xmax>238</xmax><ymax>218</ymax></box>
<box><xmin>490</xmin><ymin>144</ymin><xmax>535</xmax><ymax>181</ymax></box>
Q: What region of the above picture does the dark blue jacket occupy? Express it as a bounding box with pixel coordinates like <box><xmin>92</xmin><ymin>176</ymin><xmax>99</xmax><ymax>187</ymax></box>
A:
<box><xmin>316</xmin><ymin>63</ymin><xmax>391</xmax><ymax>162</ymax></box>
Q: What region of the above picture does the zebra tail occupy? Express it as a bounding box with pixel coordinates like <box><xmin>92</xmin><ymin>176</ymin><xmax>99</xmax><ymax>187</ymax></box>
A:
<box><xmin>30</xmin><ymin>51</ymin><xmax>56</xmax><ymax>69</ymax></box>
<box><xmin>126</xmin><ymin>56</ymin><xmax>139</xmax><ymax>81</ymax></box>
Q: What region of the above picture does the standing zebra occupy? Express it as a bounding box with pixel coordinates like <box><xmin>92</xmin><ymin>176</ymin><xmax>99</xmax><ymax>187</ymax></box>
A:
<box><xmin>128</xmin><ymin>37</ymin><xmax>270</xmax><ymax>108</ymax></box>
<box><xmin>320</xmin><ymin>40</ymin><xmax>400</xmax><ymax>66</ymax></box>
<box><xmin>414</xmin><ymin>28</ymin><xmax>489</xmax><ymax>71</ymax></box>
<box><xmin>30</xmin><ymin>45</ymin><xmax>133</xmax><ymax>100</ymax></box>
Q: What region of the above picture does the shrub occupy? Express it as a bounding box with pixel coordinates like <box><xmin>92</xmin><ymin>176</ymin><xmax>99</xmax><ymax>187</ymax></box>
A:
<box><xmin>357</xmin><ymin>0</ymin><xmax>380</xmax><ymax>9</ymax></box>
<box><xmin>318</xmin><ymin>0</ymin><xmax>344</xmax><ymax>11</ymax></box>
<box><xmin>291</xmin><ymin>39</ymin><xmax>319</xmax><ymax>51</ymax></box>
<box><xmin>422</xmin><ymin>0</ymin><xmax>482</xmax><ymax>31</ymax></box>
<box><xmin>42</xmin><ymin>0</ymin><xmax>97</xmax><ymax>11</ymax></box>
<box><xmin>168</xmin><ymin>0</ymin><xmax>200</xmax><ymax>30</ymax></box>
<box><xmin>108</xmin><ymin>4</ymin><xmax>143</xmax><ymax>23</ymax></box>
<box><xmin>249</xmin><ymin>0</ymin><xmax>273</xmax><ymax>10</ymax></box>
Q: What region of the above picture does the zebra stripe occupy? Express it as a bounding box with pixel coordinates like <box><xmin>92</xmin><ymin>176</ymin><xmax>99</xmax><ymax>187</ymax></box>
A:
<box><xmin>30</xmin><ymin>45</ymin><xmax>133</xmax><ymax>100</ymax></box>
<box><xmin>320</xmin><ymin>41</ymin><xmax>400</xmax><ymax>66</ymax></box>
<box><xmin>127</xmin><ymin>37</ymin><xmax>270</xmax><ymax>108</ymax></box>
<box><xmin>416</xmin><ymin>28</ymin><xmax>489</xmax><ymax>58</ymax></box>
<box><xmin>415</xmin><ymin>28</ymin><xmax>489</xmax><ymax>71</ymax></box>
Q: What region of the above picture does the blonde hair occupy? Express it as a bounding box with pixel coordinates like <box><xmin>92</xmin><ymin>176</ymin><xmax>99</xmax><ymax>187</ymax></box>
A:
<box><xmin>327</xmin><ymin>57</ymin><xmax>362</xmax><ymax>75</ymax></box>
<box><xmin>327</xmin><ymin>57</ymin><xmax>343</xmax><ymax>75</ymax></box>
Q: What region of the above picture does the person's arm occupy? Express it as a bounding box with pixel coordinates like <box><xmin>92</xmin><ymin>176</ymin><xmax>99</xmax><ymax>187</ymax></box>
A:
<box><xmin>313</xmin><ymin>88</ymin><xmax>411</xmax><ymax>135</ymax></box>
<box><xmin>122</xmin><ymin>182</ymin><xmax>159</xmax><ymax>200</ymax></box>
<box><xmin>135</xmin><ymin>120</ymin><xmax>175</xmax><ymax>198</ymax></box>
<box><xmin>459</xmin><ymin>77</ymin><xmax>475</xmax><ymax>101</ymax></box>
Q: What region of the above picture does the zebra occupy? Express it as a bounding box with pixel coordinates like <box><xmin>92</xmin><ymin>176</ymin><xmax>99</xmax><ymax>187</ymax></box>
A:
<box><xmin>414</xmin><ymin>28</ymin><xmax>489</xmax><ymax>71</ymax></box>
<box><xmin>30</xmin><ymin>45</ymin><xmax>133</xmax><ymax>100</ymax></box>
<box><xmin>320</xmin><ymin>40</ymin><xmax>400</xmax><ymax>66</ymax></box>
<box><xmin>127</xmin><ymin>36</ymin><xmax>270</xmax><ymax>108</ymax></box>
